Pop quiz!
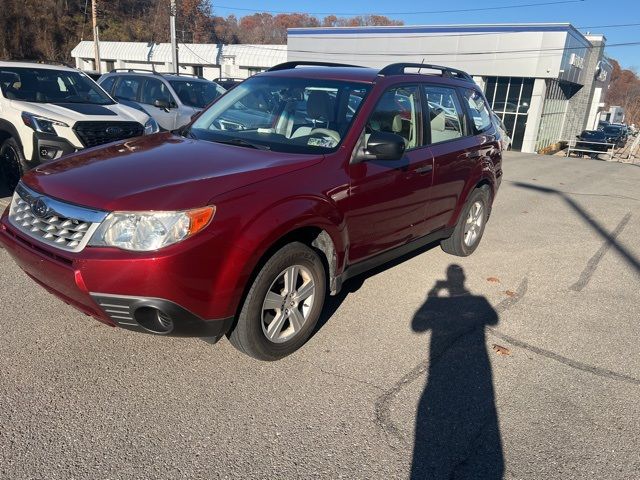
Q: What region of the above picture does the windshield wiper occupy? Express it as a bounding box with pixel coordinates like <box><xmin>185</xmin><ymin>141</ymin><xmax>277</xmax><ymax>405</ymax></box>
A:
<box><xmin>214</xmin><ymin>138</ymin><xmax>271</xmax><ymax>150</ymax></box>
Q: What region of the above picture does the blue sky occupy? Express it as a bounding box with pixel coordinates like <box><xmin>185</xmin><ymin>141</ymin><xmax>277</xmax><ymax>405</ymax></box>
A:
<box><xmin>211</xmin><ymin>0</ymin><xmax>640</xmax><ymax>69</ymax></box>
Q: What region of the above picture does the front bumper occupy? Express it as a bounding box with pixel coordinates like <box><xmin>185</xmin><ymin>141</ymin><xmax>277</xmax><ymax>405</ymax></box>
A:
<box><xmin>0</xmin><ymin>217</ymin><xmax>234</xmax><ymax>337</ymax></box>
<box><xmin>30</xmin><ymin>132</ymin><xmax>77</xmax><ymax>163</ymax></box>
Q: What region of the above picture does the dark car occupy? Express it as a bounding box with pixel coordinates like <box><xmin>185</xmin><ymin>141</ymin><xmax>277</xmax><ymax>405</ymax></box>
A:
<box><xmin>602</xmin><ymin>124</ymin><xmax>628</xmax><ymax>148</ymax></box>
<box><xmin>575</xmin><ymin>130</ymin><xmax>610</xmax><ymax>157</ymax></box>
<box><xmin>215</xmin><ymin>77</ymin><xmax>245</xmax><ymax>90</ymax></box>
<box><xmin>0</xmin><ymin>62</ymin><xmax>502</xmax><ymax>360</ymax></box>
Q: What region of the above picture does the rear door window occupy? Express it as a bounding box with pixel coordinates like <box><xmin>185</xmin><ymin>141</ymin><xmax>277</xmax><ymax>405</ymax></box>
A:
<box><xmin>423</xmin><ymin>85</ymin><xmax>465</xmax><ymax>144</ymax></box>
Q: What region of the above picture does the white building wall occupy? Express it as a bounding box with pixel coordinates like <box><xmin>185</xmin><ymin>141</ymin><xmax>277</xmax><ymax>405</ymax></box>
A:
<box><xmin>521</xmin><ymin>78</ymin><xmax>547</xmax><ymax>153</ymax></box>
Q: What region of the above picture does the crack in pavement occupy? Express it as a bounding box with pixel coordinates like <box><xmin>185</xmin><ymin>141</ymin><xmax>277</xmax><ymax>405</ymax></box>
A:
<box><xmin>374</xmin><ymin>275</ymin><xmax>640</xmax><ymax>449</ymax></box>
<box><xmin>569</xmin><ymin>212</ymin><xmax>632</xmax><ymax>291</ymax></box>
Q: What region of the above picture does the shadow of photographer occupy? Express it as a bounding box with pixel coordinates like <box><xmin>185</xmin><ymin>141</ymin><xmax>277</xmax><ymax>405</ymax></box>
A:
<box><xmin>410</xmin><ymin>264</ymin><xmax>504</xmax><ymax>479</ymax></box>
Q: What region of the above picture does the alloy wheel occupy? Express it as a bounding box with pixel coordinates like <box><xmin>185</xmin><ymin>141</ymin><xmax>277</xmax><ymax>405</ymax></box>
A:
<box><xmin>261</xmin><ymin>265</ymin><xmax>316</xmax><ymax>343</ymax></box>
<box><xmin>463</xmin><ymin>201</ymin><xmax>484</xmax><ymax>247</ymax></box>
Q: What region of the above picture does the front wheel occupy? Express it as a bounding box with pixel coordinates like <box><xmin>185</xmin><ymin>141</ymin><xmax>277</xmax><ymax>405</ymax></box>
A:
<box><xmin>440</xmin><ymin>186</ymin><xmax>490</xmax><ymax>257</ymax></box>
<box><xmin>0</xmin><ymin>138</ymin><xmax>29</xmax><ymax>192</ymax></box>
<box><xmin>227</xmin><ymin>242</ymin><xmax>326</xmax><ymax>361</ymax></box>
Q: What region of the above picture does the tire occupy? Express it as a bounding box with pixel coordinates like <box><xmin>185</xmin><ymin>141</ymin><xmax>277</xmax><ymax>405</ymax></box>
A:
<box><xmin>227</xmin><ymin>242</ymin><xmax>326</xmax><ymax>361</ymax></box>
<box><xmin>0</xmin><ymin>137</ymin><xmax>28</xmax><ymax>192</ymax></box>
<box><xmin>440</xmin><ymin>186</ymin><xmax>490</xmax><ymax>257</ymax></box>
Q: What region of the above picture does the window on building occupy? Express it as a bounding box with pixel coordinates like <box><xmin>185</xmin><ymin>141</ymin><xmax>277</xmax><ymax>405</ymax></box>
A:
<box><xmin>484</xmin><ymin>77</ymin><xmax>534</xmax><ymax>151</ymax></box>
<box><xmin>193</xmin><ymin>66</ymin><xmax>204</xmax><ymax>77</ymax></box>
<box><xmin>105</xmin><ymin>60</ymin><xmax>115</xmax><ymax>72</ymax></box>
<box><xmin>247</xmin><ymin>67</ymin><xmax>264</xmax><ymax>76</ymax></box>
<box><xmin>368</xmin><ymin>86</ymin><xmax>423</xmax><ymax>149</ymax></box>
<box><xmin>423</xmin><ymin>85</ymin><xmax>464</xmax><ymax>144</ymax></box>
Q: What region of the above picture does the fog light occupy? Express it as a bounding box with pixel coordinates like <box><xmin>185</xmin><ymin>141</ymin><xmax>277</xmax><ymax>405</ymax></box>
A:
<box><xmin>39</xmin><ymin>146</ymin><xmax>60</xmax><ymax>160</ymax></box>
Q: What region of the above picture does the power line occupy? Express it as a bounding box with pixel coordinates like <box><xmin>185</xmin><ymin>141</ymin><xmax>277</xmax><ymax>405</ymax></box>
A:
<box><xmin>213</xmin><ymin>0</ymin><xmax>585</xmax><ymax>16</ymax></box>
<box><xmin>223</xmin><ymin>40</ymin><xmax>640</xmax><ymax>57</ymax></box>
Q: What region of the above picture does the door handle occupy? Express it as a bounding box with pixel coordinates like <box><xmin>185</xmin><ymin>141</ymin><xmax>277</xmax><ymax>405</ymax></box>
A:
<box><xmin>413</xmin><ymin>165</ymin><xmax>433</xmax><ymax>175</ymax></box>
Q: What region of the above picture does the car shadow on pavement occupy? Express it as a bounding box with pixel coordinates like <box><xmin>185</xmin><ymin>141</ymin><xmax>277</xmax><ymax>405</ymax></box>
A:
<box><xmin>410</xmin><ymin>264</ymin><xmax>504</xmax><ymax>480</ymax></box>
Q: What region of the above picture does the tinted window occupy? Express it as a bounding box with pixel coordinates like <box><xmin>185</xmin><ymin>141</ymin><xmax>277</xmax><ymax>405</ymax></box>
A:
<box><xmin>141</xmin><ymin>78</ymin><xmax>174</xmax><ymax>106</ymax></box>
<box><xmin>99</xmin><ymin>75</ymin><xmax>116</xmax><ymax>94</ymax></box>
<box><xmin>169</xmin><ymin>80</ymin><xmax>225</xmax><ymax>109</ymax></box>
<box><xmin>463</xmin><ymin>89</ymin><xmax>492</xmax><ymax>132</ymax></box>
<box><xmin>0</xmin><ymin>67</ymin><xmax>113</xmax><ymax>104</ymax></box>
<box><xmin>367</xmin><ymin>86</ymin><xmax>423</xmax><ymax>149</ymax></box>
<box><xmin>113</xmin><ymin>77</ymin><xmax>141</xmax><ymax>101</ymax></box>
<box><xmin>603</xmin><ymin>126</ymin><xmax>622</xmax><ymax>135</ymax></box>
<box><xmin>423</xmin><ymin>85</ymin><xmax>464</xmax><ymax>144</ymax></box>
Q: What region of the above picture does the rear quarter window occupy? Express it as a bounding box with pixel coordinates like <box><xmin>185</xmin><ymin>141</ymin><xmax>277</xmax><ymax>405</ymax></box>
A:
<box><xmin>463</xmin><ymin>88</ymin><xmax>492</xmax><ymax>133</ymax></box>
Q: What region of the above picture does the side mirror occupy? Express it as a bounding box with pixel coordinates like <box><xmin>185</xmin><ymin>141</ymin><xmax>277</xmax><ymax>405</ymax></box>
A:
<box><xmin>364</xmin><ymin>131</ymin><xmax>406</xmax><ymax>161</ymax></box>
<box><xmin>576</xmin><ymin>135</ymin><xmax>581</xmax><ymax>139</ymax></box>
<box><xmin>153</xmin><ymin>99</ymin><xmax>171</xmax><ymax>110</ymax></box>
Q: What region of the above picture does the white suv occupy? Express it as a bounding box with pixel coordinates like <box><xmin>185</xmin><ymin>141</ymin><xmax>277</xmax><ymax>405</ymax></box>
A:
<box><xmin>0</xmin><ymin>62</ymin><xmax>158</xmax><ymax>190</ymax></box>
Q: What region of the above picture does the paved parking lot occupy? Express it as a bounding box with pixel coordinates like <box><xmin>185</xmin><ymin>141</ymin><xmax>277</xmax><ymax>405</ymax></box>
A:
<box><xmin>1</xmin><ymin>152</ymin><xmax>639</xmax><ymax>479</ymax></box>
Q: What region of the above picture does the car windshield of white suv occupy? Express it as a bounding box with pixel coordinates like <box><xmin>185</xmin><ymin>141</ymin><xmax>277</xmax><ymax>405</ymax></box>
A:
<box><xmin>169</xmin><ymin>79</ymin><xmax>226</xmax><ymax>109</ymax></box>
<box><xmin>0</xmin><ymin>67</ymin><xmax>114</xmax><ymax>105</ymax></box>
<box><xmin>189</xmin><ymin>76</ymin><xmax>370</xmax><ymax>154</ymax></box>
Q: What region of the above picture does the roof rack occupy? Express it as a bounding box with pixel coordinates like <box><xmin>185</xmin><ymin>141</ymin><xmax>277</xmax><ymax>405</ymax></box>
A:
<box><xmin>109</xmin><ymin>68</ymin><xmax>160</xmax><ymax>75</ymax></box>
<box><xmin>378</xmin><ymin>63</ymin><xmax>474</xmax><ymax>82</ymax></box>
<box><xmin>267</xmin><ymin>61</ymin><xmax>364</xmax><ymax>72</ymax></box>
<box><xmin>169</xmin><ymin>72</ymin><xmax>206</xmax><ymax>79</ymax></box>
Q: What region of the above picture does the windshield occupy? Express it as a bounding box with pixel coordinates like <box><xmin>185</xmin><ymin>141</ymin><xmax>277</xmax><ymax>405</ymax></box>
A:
<box><xmin>169</xmin><ymin>80</ymin><xmax>225</xmax><ymax>109</ymax></box>
<box><xmin>603</xmin><ymin>126</ymin><xmax>622</xmax><ymax>135</ymax></box>
<box><xmin>0</xmin><ymin>67</ymin><xmax>113</xmax><ymax>105</ymax></box>
<box><xmin>190</xmin><ymin>76</ymin><xmax>370</xmax><ymax>154</ymax></box>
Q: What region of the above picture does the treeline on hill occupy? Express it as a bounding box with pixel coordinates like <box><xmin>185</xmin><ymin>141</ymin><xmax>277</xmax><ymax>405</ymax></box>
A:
<box><xmin>0</xmin><ymin>0</ymin><xmax>402</xmax><ymax>62</ymax></box>
<box><xmin>605</xmin><ymin>59</ymin><xmax>640</xmax><ymax>126</ymax></box>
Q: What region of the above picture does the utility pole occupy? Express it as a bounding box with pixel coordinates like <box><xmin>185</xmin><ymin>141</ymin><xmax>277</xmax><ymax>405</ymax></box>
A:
<box><xmin>170</xmin><ymin>0</ymin><xmax>179</xmax><ymax>74</ymax></box>
<box><xmin>92</xmin><ymin>0</ymin><xmax>101</xmax><ymax>73</ymax></box>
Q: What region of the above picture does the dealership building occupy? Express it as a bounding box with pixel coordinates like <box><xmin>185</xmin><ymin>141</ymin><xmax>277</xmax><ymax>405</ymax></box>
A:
<box><xmin>287</xmin><ymin>24</ymin><xmax>612</xmax><ymax>153</ymax></box>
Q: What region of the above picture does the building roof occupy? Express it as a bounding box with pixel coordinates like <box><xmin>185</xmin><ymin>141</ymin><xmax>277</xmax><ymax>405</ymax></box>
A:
<box><xmin>71</xmin><ymin>42</ymin><xmax>286</xmax><ymax>67</ymax></box>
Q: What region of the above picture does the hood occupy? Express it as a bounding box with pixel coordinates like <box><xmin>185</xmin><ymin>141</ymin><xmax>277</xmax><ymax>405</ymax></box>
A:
<box><xmin>22</xmin><ymin>133</ymin><xmax>323</xmax><ymax>212</ymax></box>
<box><xmin>9</xmin><ymin>100</ymin><xmax>149</xmax><ymax>126</ymax></box>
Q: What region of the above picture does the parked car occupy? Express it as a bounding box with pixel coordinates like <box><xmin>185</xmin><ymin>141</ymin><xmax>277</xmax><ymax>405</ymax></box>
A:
<box><xmin>0</xmin><ymin>61</ymin><xmax>158</xmax><ymax>191</ymax></box>
<box><xmin>98</xmin><ymin>70</ymin><xmax>226</xmax><ymax>131</ymax></box>
<box><xmin>215</xmin><ymin>77</ymin><xmax>245</xmax><ymax>90</ymax></box>
<box><xmin>574</xmin><ymin>130</ymin><xmax>610</xmax><ymax>157</ymax></box>
<box><xmin>0</xmin><ymin>61</ymin><xmax>502</xmax><ymax>360</ymax></box>
<box><xmin>491</xmin><ymin>112</ymin><xmax>512</xmax><ymax>151</ymax></box>
<box><xmin>601</xmin><ymin>124</ymin><xmax>628</xmax><ymax>148</ymax></box>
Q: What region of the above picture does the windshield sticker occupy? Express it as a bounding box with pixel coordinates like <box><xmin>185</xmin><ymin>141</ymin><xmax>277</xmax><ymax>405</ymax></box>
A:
<box><xmin>308</xmin><ymin>137</ymin><xmax>338</xmax><ymax>148</ymax></box>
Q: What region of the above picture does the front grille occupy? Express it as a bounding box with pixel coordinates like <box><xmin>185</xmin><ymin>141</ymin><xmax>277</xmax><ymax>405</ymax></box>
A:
<box><xmin>8</xmin><ymin>183</ymin><xmax>108</xmax><ymax>253</ymax></box>
<box><xmin>73</xmin><ymin>121</ymin><xmax>144</xmax><ymax>148</ymax></box>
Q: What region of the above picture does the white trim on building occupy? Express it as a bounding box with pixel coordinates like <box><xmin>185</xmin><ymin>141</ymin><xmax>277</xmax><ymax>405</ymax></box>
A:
<box><xmin>71</xmin><ymin>41</ymin><xmax>287</xmax><ymax>80</ymax></box>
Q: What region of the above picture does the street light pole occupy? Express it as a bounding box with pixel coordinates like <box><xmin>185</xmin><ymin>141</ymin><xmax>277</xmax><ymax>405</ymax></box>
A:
<box><xmin>170</xmin><ymin>0</ymin><xmax>179</xmax><ymax>74</ymax></box>
<box><xmin>92</xmin><ymin>0</ymin><xmax>101</xmax><ymax>73</ymax></box>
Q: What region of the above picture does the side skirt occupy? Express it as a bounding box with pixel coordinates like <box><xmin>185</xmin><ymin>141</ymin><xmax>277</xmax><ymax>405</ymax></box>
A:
<box><xmin>333</xmin><ymin>227</ymin><xmax>453</xmax><ymax>294</ymax></box>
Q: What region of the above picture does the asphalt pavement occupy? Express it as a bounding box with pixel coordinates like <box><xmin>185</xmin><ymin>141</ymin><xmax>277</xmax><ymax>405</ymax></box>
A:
<box><xmin>1</xmin><ymin>152</ymin><xmax>639</xmax><ymax>479</ymax></box>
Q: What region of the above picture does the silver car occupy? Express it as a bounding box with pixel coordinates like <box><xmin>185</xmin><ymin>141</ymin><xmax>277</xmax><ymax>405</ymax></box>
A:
<box><xmin>98</xmin><ymin>70</ymin><xmax>226</xmax><ymax>131</ymax></box>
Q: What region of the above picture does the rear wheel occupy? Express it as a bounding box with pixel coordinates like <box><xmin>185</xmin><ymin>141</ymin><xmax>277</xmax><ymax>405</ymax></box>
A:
<box><xmin>0</xmin><ymin>138</ymin><xmax>28</xmax><ymax>192</ymax></box>
<box><xmin>227</xmin><ymin>242</ymin><xmax>326</xmax><ymax>361</ymax></box>
<box><xmin>440</xmin><ymin>186</ymin><xmax>490</xmax><ymax>257</ymax></box>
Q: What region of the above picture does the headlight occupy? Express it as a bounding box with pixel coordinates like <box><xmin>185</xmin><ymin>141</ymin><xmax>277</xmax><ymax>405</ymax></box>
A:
<box><xmin>89</xmin><ymin>206</ymin><xmax>215</xmax><ymax>251</ymax></box>
<box><xmin>21</xmin><ymin>112</ymin><xmax>69</xmax><ymax>135</ymax></box>
<box><xmin>144</xmin><ymin>117</ymin><xmax>160</xmax><ymax>135</ymax></box>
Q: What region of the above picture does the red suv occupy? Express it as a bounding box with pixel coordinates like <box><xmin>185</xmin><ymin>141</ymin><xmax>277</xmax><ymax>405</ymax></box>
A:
<box><xmin>0</xmin><ymin>62</ymin><xmax>502</xmax><ymax>360</ymax></box>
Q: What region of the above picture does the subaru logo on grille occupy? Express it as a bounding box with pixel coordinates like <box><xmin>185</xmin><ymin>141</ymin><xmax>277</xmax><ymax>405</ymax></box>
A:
<box><xmin>30</xmin><ymin>198</ymin><xmax>49</xmax><ymax>218</ymax></box>
<box><xmin>105</xmin><ymin>126</ymin><xmax>123</xmax><ymax>136</ymax></box>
